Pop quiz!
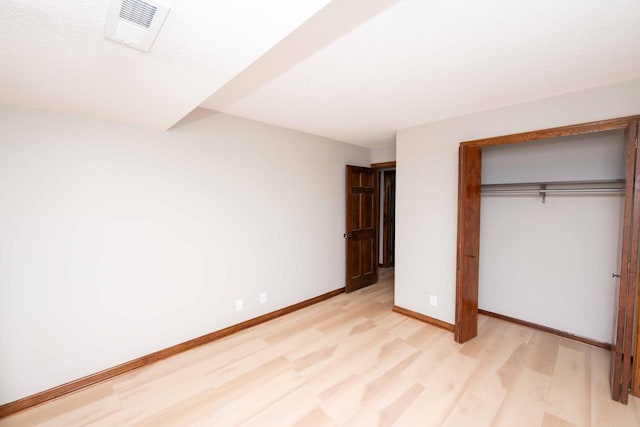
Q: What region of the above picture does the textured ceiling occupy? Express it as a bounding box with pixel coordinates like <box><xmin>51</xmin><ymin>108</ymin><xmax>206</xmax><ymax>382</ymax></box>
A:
<box><xmin>0</xmin><ymin>0</ymin><xmax>331</xmax><ymax>130</ymax></box>
<box><xmin>2</xmin><ymin>1</ymin><xmax>640</xmax><ymax>146</ymax></box>
<box><xmin>202</xmin><ymin>0</ymin><xmax>640</xmax><ymax>146</ymax></box>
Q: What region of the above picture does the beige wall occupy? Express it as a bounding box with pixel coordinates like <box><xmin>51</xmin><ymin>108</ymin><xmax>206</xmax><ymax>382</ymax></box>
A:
<box><xmin>371</xmin><ymin>142</ymin><xmax>396</xmax><ymax>163</ymax></box>
<box><xmin>0</xmin><ymin>107</ymin><xmax>370</xmax><ymax>404</ymax></box>
<box><xmin>395</xmin><ymin>78</ymin><xmax>640</xmax><ymax>326</ymax></box>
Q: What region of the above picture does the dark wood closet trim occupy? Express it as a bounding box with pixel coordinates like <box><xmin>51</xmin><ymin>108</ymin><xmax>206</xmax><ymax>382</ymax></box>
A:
<box><xmin>455</xmin><ymin>145</ymin><xmax>482</xmax><ymax>343</ymax></box>
<box><xmin>611</xmin><ymin>121</ymin><xmax>639</xmax><ymax>403</ymax></box>
<box><xmin>634</xmin><ymin>291</ymin><xmax>640</xmax><ymax>396</ymax></box>
<box><xmin>393</xmin><ymin>305</ymin><xmax>455</xmax><ymax>332</ymax></box>
<box><xmin>624</xmin><ymin>122</ymin><xmax>640</xmax><ymax>399</ymax></box>
<box><xmin>461</xmin><ymin>115</ymin><xmax>640</xmax><ymax>148</ymax></box>
<box><xmin>0</xmin><ymin>287</ymin><xmax>345</xmax><ymax>419</ymax></box>
<box><xmin>455</xmin><ymin>115</ymin><xmax>640</xmax><ymax>404</ymax></box>
<box><xmin>478</xmin><ymin>309</ymin><xmax>612</xmax><ymax>350</ymax></box>
<box><xmin>371</xmin><ymin>161</ymin><xmax>396</xmax><ymax>169</ymax></box>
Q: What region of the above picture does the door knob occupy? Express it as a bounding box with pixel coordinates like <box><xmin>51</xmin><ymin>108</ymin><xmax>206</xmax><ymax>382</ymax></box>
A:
<box><xmin>612</xmin><ymin>273</ymin><xmax>621</xmax><ymax>278</ymax></box>
<box><xmin>343</xmin><ymin>233</ymin><xmax>354</xmax><ymax>239</ymax></box>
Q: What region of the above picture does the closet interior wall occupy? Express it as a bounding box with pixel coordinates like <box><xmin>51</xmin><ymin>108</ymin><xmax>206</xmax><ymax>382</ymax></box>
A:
<box><xmin>478</xmin><ymin>131</ymin><xmax>626</xmax><ymax>344</ymax></box>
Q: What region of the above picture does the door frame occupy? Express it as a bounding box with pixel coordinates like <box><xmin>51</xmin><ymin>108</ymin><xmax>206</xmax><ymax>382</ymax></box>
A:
<box><xmin>381</xmin><ymin>170</ymin><xmax>396</xmax><ymax>268</ymax></box>
<box><xmin>373</xmin><ymin>161</ymin><xmax>397</xmax><ymax>269</ymax></box>
<box><xmin>454</xmin><ymin>115</ymin><xmax>640</xmax><ymax>401</ymax></box>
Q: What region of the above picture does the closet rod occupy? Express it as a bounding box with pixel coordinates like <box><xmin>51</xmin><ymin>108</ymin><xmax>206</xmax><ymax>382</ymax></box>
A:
<box><xmin>481</xmin><ymin>179</ymin><xmax>625</xmax><ymax>203</ymax></box>
<box><xmin>482</xmin><ymin>188</ymin><xmax>624</xmax><ymax>194</ymax></box>
<box><xmin>482</xmin><ymin>179</ymin><xmax>623</xmax><ymax>191</ymax></box>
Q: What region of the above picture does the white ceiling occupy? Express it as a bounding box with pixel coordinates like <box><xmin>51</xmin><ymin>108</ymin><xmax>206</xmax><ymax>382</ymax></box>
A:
<box><xmin>2</xmin><ymin>1</ymin><xmax>640</xmax><ymax>147</ymax></box>
<box><xmin>0</xmin><ymin>0</ymin><xmax>331</xmax><ymax>130</ymax></box>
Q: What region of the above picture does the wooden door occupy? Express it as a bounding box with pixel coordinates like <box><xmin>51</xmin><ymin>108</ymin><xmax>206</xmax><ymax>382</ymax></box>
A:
<box><xmin>611</xmin><ymin>122</ymin><xmax>640</xmax><ymax>403</ymax></box>
<box><xmin>346</xmin><ymin>165</ymin><xmax>378</xmax><ymax>292</ymax></box>
<box><xmin>454</xmin><ymin>146</ymin><xmax>482</xmax><ymax>343</ymax></box>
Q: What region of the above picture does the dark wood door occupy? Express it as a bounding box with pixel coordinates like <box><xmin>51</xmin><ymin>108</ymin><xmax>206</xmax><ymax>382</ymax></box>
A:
<box><xmin>610</xmin><ymin>122</ymin><xmax>640</xmax><ymax>403</ymax></box>
<box><xmin>345</xmin><ymin>165</ymin><xmax>378</xmax><ymax>292</ymax></box>
<box><xmin>454</xmin><ymin>146</ymin><xmax>482</xmax><ymax>343</ymax></box>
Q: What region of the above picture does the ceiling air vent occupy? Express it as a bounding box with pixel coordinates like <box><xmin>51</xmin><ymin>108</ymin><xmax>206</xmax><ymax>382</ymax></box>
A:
<box><xmin>104</xmin><ymin>0</ymin><xmax>170</xmax><ymax>53</ymax></box>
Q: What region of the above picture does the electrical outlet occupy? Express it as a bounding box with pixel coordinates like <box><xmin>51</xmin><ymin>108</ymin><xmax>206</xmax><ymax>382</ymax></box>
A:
<box><xmin>235</xmin><ymin>298</ymin><xmax>243</xmax><ymax>311</ymax></box>
<box><xmin>429</xmin><ymin>294</ymin><xmax>438</xmax><ymax>307</ymax></box>
<box><xmin>259</xmin><ymin>292</ymin><xmax>267</xmax><ymax>304</ymax></box>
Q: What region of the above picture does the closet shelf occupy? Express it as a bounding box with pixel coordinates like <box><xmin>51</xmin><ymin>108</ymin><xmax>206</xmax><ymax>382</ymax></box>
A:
<box><xmin>481</xmin><ymin>179</ymin><xmax>625</xmax><ymax>203</ymax></box>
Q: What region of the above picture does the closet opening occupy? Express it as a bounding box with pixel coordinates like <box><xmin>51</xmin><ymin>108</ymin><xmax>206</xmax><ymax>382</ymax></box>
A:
<box><xmin>479</xmin><ymin>131</ymin><xmax>625</xmax><ymax>349</ymax></box>
<box><xmin>454</xmin><ymin>116</ymin><xmax>640</xmax><ymax>403</ymax></box>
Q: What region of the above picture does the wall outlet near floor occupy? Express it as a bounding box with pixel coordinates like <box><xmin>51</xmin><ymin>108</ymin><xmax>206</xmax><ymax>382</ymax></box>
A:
<box><xmin>235</xmin><ymin>298</ymin><xmax>243</xmax><ymax>311</ymax></box>
<box><xmin>259</xmin><ymin>292</ymin><xmax>267</xmax><ymax>304</ymax></box>
<box><xmin>429</xmin><ymin>294</ymin><xmax>438</xmax><ymax>307</ymax></box>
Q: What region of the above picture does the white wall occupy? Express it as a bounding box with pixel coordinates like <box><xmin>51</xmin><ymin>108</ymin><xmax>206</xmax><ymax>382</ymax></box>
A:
<box><xmin>0</xmin><ymin>106</ymin><xmax>370</xmax><ymax>405</ymax></box>
<box><xmin>482</xmin><ymin>131</ymin><xmax>625</xmax><ymax>184</ymax></box>
<box><xmin>371</xmin><ymin>142</ymin><xmax>396</xmax><ymax>163</ymax></box>
<box><xmin>479</xmin><ymin>195</ymin><xmax>623</xmax><ymax>342</ymax></box>
<box><xmin>395</xmin><ymin>78</ymin><xmax>640</xmax><ymax>325</ymax></box>
<box><xmin>479</xmin><ymin>132</ymin><xmax>625</xmax><ymax>343</ymax></box>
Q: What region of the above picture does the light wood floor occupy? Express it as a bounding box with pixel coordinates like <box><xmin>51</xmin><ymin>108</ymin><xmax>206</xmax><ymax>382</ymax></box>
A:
<box><xmin>2</xmin><ymin>268</ymin><xmax>639</xmax><ymax>426</ymax></box>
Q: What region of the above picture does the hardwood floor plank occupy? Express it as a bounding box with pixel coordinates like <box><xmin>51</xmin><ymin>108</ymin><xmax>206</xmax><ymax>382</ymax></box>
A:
<box><xmin>205</xmin><ymin>329</ymin><xmax>319</xmax><ymax>388</ymax></box>
<box><xmin>262</xmin><ymin>306</ymin><xmax>345</xmax><ymax>344</ymax></box>
<box><xmin>545</xmin><ymin>345</ymin><xmax>591</xmax><ymax>426</ymax></box>
<box><xmin>371</xmin><ymin>382</ymin><xmax>424</xmax><ymax>427</ymax></box>
<box><xmin>291</xmin><ymin>408</ymin><xmax>337</xmax><ymax>427</ymax></box>
<box><xmin>199</xmin><ymin>369</ymin><xmax>304</xmax><ymax>426</ymax></box>
<box><xmin>240</xmin><ymin>385</ymin><xmax>320</xmax><ymax>427</ymax></box>
<box><xmin>393</xmin><ymin>352</ymin><xmax>479</xmax><ymax>427</ymax></box>
<box><xmin>590</xmin><ymin>346</ymin><xmax>640</xmax><ymax>427</ymax></box>
<box><xmin>463</xmin><ymin>339</ymin><xmax>527</xmax><ymax>407</ymax></box>
<box><xmin>633</xmin><ymin>396</ymin><xmax>640</xmax><ymax>422</ymax></box>
<box><xmin>386</xmin><ymin>317</ymin><xmax>427</xmax><ymax>340</ymax></box>
<box><xmin>541</xmin><ymin>412</ymin><xmax>578</xmax><ymax>426</ymax></box>
<box><xmin>36</xmin><ymin>394</ymin><xmax>121</xmax><ymax>427</ymax></box>
<box><xmin>492</xmin><ymin>368</ymin><xmax>552</xmax><ymax>427</ymax></box>
<box><xmin>0</xmin><ymin>382</ymin><xmax>116</xmax><ymax>427</ymax></box>
<box><xmin>525</xmin><ymin>331</ymin><xmax>561</xmax><ymax>376</ymax></box>
<box><xmin>118</xmin><ymin>375</ymin><xmax>208</xmax><ymax>414</ymax></box>
<box><xmin>112</xmin><ymin>336</ymin><xmax>268</xmax><ymax>395</ymax></box>
<box><xmin>345</xmin><ymin>375</ymin><xmax>421</xmax><ymax>426</ymax></box>
<box><xmin>374</xmin><ymin>310</ymin><xmax>407</xmax><ymax>331</ymax></box>
<box><xmin>403</xmin><ymin>323</ymin><xmax>448</xmax><ymax>351</ymax></box>
<box><xmin>442</xmin><ymin>391</ymin><xmax>500</xmax><ymax>427</ymax></box>
<box><xmin>285</xmin><ymin>317</ymin><xmax>373</xmax><ymax>364</ymax></box>
<box><xmin>402</xmin><ymin>331</ymin><xmax>462</xmax><ymax>386</ymax></box>
<box><xmin>299</xmin><ymin>328</ymin><xmax>394</xmax><ymax>394</ymax></box>
<box><xmin>313</xmin><ymin>309</ymin><xmax>366</xmax><ymax>334</ymax></box>
<box><xmin>318</xmin><ymin>339</ymin><xmax>418</xmax><ymax>423</ymax></box>
<box><xmin>458</xmin><ymin>316</ymin><xmax>509</xmax><ymax>359</ymax></box>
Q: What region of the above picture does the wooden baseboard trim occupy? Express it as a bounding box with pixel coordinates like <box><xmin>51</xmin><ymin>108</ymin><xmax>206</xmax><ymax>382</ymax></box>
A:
<box><xmin>393</xmin><ymin>305</ymin><xmax>454</xmax><ymax>332</ymax></box>
<box><xmin>0</xmin><ymin>287</ymin><xmax>345</xmax><ymax>419</ymax></box>
<box><xmin>478</xmin><ymin>309</ymin><xmax>612</xmax><ymax>350</ymax></box>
